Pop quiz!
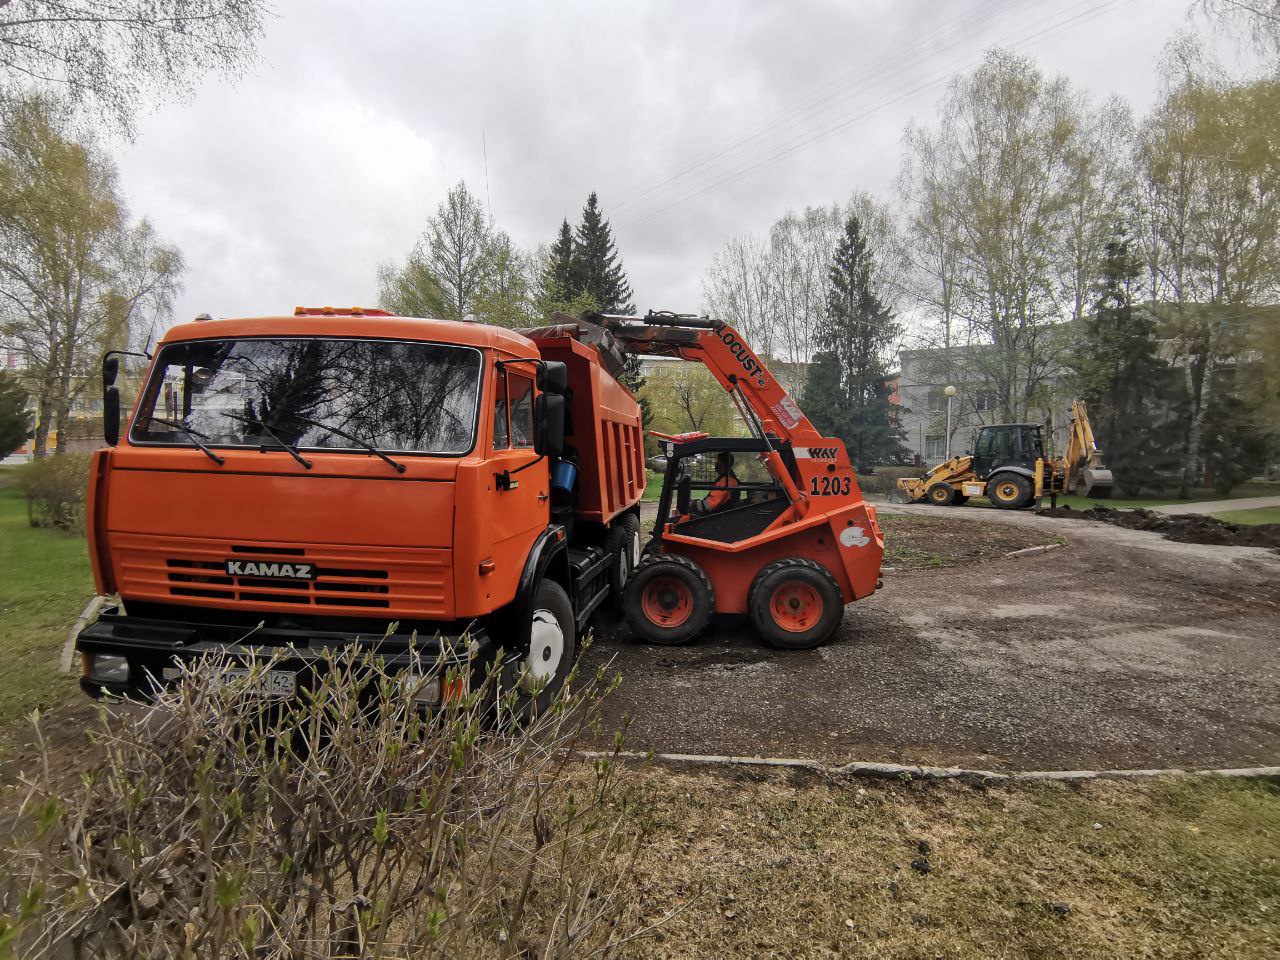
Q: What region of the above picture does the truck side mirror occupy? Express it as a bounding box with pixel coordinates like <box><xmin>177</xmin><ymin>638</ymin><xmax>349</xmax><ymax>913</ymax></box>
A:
<box><xmin>676</xmin><ymin>473</ymin><xmax>691</xmax><ymax>515</ymax></box>
<box><xmin>537</xmin><ymin>360</ymin><xmax>568</xmax><ymax>395</ymax></box>
<box><xmin>534</xmin><ymin>392</ymin><xmax>565</xmax><ymax>458</ymax></box>
<box><xmin>103</xmin><ymin>354</ymin><xmax>122</xmax><ymax>446</ymax></box>
<box><xmin>104</xmin><ymin>386</ymin><xmax>120</xmax><ymax>446</ymax></box>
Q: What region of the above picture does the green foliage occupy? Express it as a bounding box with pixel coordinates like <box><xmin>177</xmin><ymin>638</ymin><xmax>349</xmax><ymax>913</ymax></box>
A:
<box><xmin>18</xmin><ymin>452</ymin><xmax>91</xmax><ymax>530</ymax></box>
<box><xmin>0</xmin><ymin>370</ymin><xmax>31</xmax><ymax>457</ymax></box>
<box><xmin>1072</xmin><ymin>236</ymin><xmax>1184</xmax><ymax>496</ymax></box>
<box><xmin>803</xmin><ymin>214</ymin><xmax>906</xmax><ymax>469</ymax></box>
<box><xmin>641</xmin><ymin>364</ymin><xmax>740</xmax><ymax>438</ymax></box>
<box><xmin>539</xmin><ymin>219</ymin><xmax>577</xmax><ymax>307</ymax></box>
<box><xmin>376</xmin><ymin>258</ymin><xmax>451</xmax><ymax>320</ymax></box>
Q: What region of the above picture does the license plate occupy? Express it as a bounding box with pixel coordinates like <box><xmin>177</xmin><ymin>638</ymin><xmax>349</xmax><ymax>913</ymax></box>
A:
<box><xmin>212</xmin><ymin>667</ymin><xmax>296</xmax><ymax>699</ymax></box>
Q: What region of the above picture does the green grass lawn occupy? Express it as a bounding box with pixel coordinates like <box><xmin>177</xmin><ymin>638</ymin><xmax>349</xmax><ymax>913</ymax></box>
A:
<box><xmin>0</xmin><ymin>470</ymin><xmax>89</xmax><ymax>728</ymax></box>
<box><xmin>1213</xmin><ymin>507</ymin><xmax>1280</xmax><ymax>525</ymax></box>
<box><xmin>642</xmin><ymin>470</ymin><xmax>663</xmax><ymax>501</ymax></box>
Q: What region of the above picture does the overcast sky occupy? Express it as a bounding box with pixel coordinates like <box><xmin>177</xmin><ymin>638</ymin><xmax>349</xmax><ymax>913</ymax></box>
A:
<box><xmin>113</xmin><ymin>0</ymin><xmax>1242</xmax><ymax>329</ymax></box>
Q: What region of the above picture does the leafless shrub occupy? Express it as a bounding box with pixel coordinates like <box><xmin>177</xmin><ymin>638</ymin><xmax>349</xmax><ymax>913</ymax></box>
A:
<box><xmin>1</xmin><ymin>639</ymin><xmax>649</xmax><ymax>958</ymax></box>
<box><xmin>18</xmin><ymin>452</ymin><xmax>91</xmax><ymax>531</ymax></box>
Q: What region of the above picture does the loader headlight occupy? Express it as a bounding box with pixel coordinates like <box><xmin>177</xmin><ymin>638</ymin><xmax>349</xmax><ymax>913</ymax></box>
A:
<box><xmin>84</xmin><ymin>653</ymin><xmax>130</xmax><ymax>683</ymax></box>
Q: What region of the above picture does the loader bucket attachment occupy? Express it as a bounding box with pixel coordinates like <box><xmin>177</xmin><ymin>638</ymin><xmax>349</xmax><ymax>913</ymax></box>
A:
<box><xmin>1081</xmin><ymin>467</ymin><xmax>1113</xmax><ymax>499</ymax></box>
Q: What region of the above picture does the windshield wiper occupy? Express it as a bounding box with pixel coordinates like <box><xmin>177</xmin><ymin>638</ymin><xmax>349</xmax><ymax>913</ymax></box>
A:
<box><xmin>221</xmin><ymin>412</ymin><xmax>313</xmax><ymax>470</ymax></box>
<box><xmin>279</xmin><ymin>414</ymin><xmax>406</xmax><ymax>473</ymax></box>
<box><xmin>145</xmin><ymin>416</ymin><xmax>225</xmax><ymax>465</ymax></box>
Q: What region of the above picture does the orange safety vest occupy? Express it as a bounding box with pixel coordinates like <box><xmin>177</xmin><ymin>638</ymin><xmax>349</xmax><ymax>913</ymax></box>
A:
<box><xmin>705</xmin><ymin>472</ymin><xmax>740</xmax><ymax>511</ymax></box>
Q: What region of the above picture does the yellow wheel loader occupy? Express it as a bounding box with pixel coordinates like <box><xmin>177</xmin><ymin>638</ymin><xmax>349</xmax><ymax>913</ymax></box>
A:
<box><xmin>895</xmin><ymin>400</ymin><xmax>1112</xmax><ymax>510</ymax></box>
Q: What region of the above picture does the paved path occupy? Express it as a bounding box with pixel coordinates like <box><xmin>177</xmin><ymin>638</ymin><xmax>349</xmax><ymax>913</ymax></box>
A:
<box><xmin>591</xmin><ymin>504</ymin><xmax>1280</xmax><ymax>772</ymax></box>
<box><xmin>1153</xmin><ymin>495</ymin><xmax>1280</xmax><ymax>516</ymax></box>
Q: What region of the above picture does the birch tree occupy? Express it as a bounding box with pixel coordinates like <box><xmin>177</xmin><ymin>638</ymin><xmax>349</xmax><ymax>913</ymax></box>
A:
<box><xmin>0</xmin><ymin>96</ymin><xmax>182</xmax><ymax>455</ymax></box>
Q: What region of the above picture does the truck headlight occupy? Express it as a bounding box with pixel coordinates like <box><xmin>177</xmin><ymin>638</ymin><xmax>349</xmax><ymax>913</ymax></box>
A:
<box><xmin>85</xmin><ymin>653</ymin><xmax>130</xmax><ymax>683</ymax></box>
<box><xmin>397</xmin><ymin>673</ymin><xmax>440</xmax><ymax>707</ymax></box>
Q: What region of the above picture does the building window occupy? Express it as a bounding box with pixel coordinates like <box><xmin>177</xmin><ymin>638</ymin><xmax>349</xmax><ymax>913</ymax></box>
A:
<box><xmin>925</xmin><ymin>435</ymin><xmax>946</xmax><ymax>459</ymax></box>
<box><xmin>974</xmin><ymin>392</ymin><xmax>994</xmax><ymax>412</ymax></box>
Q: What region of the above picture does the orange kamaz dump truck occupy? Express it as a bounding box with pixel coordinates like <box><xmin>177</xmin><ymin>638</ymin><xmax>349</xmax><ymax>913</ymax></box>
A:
<box><xmin>77</xmin><ymin>307</ymin><xmax>645</xmax><ymax>712</ymax></box>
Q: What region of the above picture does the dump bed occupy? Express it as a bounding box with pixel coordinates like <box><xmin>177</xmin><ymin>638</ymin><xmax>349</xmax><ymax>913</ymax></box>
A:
<box><xmin>521</xmin><ymin>325</ymin><xmax>645</xmax><ymax>524</ymax></box>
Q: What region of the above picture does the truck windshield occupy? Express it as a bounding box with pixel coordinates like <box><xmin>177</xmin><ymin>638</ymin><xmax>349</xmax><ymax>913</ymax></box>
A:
<box><xmin>130</xmin><ymin>338</ymin><xmax>483</xmax><ymax>456</ymax></box>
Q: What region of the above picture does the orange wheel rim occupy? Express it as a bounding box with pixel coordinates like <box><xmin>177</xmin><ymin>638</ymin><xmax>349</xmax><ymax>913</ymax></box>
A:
<box><xmin>770</xmin><ymin>581</ymin><xmax>823</xmax><ymax>633</ymax></box>
<box><xmin>997</xmin><ymin>482</ymin><xmax>1018</xmax><ymax>499</ymax></box>
<box><xmin>641</xmin><ymin>576</ymin><xmax>694</xmax><ymax>628</ymax></box>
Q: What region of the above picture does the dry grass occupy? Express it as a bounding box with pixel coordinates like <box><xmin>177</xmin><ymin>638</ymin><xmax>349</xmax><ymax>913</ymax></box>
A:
<box><xmin>617</xmin><ymin>766</ymin><xmax>1280</xmax><ymax>959</ymax></box>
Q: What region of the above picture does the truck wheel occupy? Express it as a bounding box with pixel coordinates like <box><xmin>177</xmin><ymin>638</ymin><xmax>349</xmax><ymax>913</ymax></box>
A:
<box><xmin>986</xmin><ymin>473</ymin><xmax>1033</xmax><ymax>509</ymax></box>
<box><xmin>748</xmin><ymin>558</ymin><xmax>843</xmax><ymax>651</ymax></box>
<box><xmin>927</xmin><ymin>482</ymin><xmax>954</xmax><ymax>506</ymax></box>
<box><xmin>514</xmin><ymin>579</ymin><xmax>576</xmax><ymax>717</ymax></box>
<box><xmin>605</xmin><ymin>512</ymin><xmax>643</xmax><ymax>600</ymax></box>
<box><xmin>623</xmin><ymin>554</ymin><xmax>713</xmax><ymax>645</ymax></box>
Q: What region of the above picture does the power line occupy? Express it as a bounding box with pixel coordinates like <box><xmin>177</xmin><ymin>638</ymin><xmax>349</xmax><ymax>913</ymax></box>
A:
<box><xmin>611</xmin><ymin>0</ymin><xmax>1038</xmax><ymax>213</ymax></box>
<box><xmin>618</xmin><ymin>0</ymin><xmax>1138</xmax><ymax>230</ymax></box>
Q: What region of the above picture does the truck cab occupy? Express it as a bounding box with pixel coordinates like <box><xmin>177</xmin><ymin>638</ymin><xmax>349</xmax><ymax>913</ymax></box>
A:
<box><xmin>78</xmin><ymin>308</ymin><xmax>644</xmax><ymax>711</ymax></box>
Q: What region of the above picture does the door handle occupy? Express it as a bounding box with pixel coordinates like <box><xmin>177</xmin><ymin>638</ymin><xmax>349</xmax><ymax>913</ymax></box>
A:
<box><xmin>537</xmin><ymin>492</ymin><xmax>549</xmax><ymax>502</ymax></box>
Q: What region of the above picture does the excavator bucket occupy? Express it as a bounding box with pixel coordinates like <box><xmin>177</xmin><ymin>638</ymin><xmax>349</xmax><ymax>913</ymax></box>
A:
<box><xmin>1081</xmin><ymin>467</ymin><xmax>1113</xmax><ymax>499</ymax></box>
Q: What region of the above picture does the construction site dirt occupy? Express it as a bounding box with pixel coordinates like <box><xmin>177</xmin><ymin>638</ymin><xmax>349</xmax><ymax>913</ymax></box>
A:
<box><xmin>586</xmin><ymin>502</ymin><xmax>1280</xmax><ymax>773</ymax></box>
<box><xmin>1037</xmin><ymin>503</ymin><xmax>1280</xmax><ymax>550</ymax></box>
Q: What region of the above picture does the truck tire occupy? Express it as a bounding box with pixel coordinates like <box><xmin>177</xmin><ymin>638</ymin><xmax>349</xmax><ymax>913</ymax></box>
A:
<box><xmin>514</xmin><ymin>579</ymin><xmax>576</xmax><ymax>718</ymax></box>
<box><xmin>748</xmin><ymin>558</ymin><xmax>844</xmax><ymax>651</ymax></box>
<box><xmin>623</xmin><ymin>554</ymin><xmax>714</xmax><ymax>645</ymax></box>
<box><xmin>927</xmin><ymin>482</ymin><xmax>954</xmax><ymax>506</ymax></box>
<box><xmin>986</xmin><ymin>473</ymin><xmax>1033</xmax><ymax>509</ymax></box>
<box><xmin>605</xmin><ymin>512</ymin><xmax>643</xmax><ymax>601</ymax></box>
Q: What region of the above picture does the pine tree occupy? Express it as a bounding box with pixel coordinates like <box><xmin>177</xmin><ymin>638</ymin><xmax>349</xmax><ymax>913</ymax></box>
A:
<box><xmin>571</xmin><ymin>192</ymin><xmax>633</xmax><ymax>313</ymax></box>
<box><xmin>1072</xmin><ymin>236</ymin><xmax>1182</xmax><ymax>496</ymax></box>
<box><xmin>803</xmin><ymin>215</ymin><xmax>905</xmax><ymax>470</ymax></box>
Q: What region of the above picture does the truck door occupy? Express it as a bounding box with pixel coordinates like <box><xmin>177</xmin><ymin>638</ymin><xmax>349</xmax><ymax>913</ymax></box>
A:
<box><xmin>488</xmin><ymin>367</ymin><xmax>549</xmax><ymax>578</ymax></box>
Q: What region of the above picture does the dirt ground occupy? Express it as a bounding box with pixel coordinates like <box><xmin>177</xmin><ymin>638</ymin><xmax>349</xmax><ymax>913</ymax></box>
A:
<box><xmin>1038</xmin><ymin>503</ymin><xmax>1280</xmax><ymax>549</ymax></box>
<box><xmin>585</xmin><ymin>502</ymin><xmax>1280</xmax><ymax>772</ymax></box>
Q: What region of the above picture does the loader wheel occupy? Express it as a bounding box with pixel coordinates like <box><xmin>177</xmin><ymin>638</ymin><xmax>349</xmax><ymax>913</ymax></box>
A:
<box><xmin>927</xmin><ymin>482</ymin><xmax>954</xmax><ymax>506</ymax></box>
<box><xmin>987</xmin><ymin>473</ymin><xmax>1033</xmax><ymax>509</ymax></box>
<box><xmin>605</xmin><ymin>512</ymin><xmax>643</xmax><ymax>601</ymax></box>
<box><xmin>624</xmin><ymin>554</ymin><xmax>714</xmax><ymax>645</ymax></box>
<box><xmin>513</xmin><ymin>579</ymin><xmax>576</xmax><ymax>719</ymax></box>
<box><xmin>748</xmin><ymin>558</ymin><xmax>843</xmax><ymax>651</ymax></box>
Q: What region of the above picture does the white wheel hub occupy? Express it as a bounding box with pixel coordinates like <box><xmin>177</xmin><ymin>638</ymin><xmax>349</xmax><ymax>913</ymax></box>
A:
<box><xmin>522</xmin><ymin>608</ymin><xmax>565</xmax><ymax>690</ymax></box>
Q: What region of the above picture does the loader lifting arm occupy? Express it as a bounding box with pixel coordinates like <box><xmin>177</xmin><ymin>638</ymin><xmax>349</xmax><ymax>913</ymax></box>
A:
<box><xmin>1060</xmin><ymin>399</ymin><xmax>1113</xmax><ymax>499</ymax></box>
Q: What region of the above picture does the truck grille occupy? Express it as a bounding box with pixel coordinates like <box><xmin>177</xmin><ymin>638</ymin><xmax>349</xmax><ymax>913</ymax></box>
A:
<box><xmin>113</xmin><ymin>534</ymin><xmax>450</xmax><ymax>617</ymax></box>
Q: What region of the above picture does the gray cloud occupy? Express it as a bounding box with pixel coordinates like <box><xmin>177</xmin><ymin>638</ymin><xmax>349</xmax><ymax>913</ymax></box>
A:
<box><xmin>112</xmin><ymin>0</ymin><xmax>1216</xmax><ymax>327</ymax></box>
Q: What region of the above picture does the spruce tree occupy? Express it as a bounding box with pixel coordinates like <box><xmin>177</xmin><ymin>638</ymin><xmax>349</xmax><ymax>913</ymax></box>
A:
<box><xmin>1072</xmin><ymin>235</ymin><xmax>1182</xmax><ymax>496</ymax></box>
<box><xmin>571</xmin><ymin>192</ymin><xmax>634</xmax><ymax>313</ymax></box>
<box><xmin>0</xmin><ymin>370</ymin><xmax>31</xmax><ymax>459</ymax></box>
<box><xmin>540</xmin><ymin>219</ymin><xmax>576</xmax><ymax>304</ymax></box>
<box><xmin>803</xmin><ymin>214</ymin><xmax>905</xmax><ymax>470</ymax></box>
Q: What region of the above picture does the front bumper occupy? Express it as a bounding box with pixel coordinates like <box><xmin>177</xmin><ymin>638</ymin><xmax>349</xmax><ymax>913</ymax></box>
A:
<box><xmin>75</xmin><ymin>604</ymin><xmax>492</xmax><ymax>700</ymax></box>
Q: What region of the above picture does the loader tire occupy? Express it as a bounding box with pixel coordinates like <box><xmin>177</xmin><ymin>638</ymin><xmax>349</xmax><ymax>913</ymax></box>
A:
<box><xmin>748</xmin><ymin>558</ymin><xmax>844</xmax><ymax>651</ymax></box>
<box><xmin>927</xmin><ymin>482</ymin><xmax>954</xmax><ymax>506</ymax></box>
<box><xmin>987</xmin><ymin>473</ymin><xmax>1033</xmax><ymax>509</ymax></box>
<box><xmin>624</xmin><ymin>554</ymin><xmax>714</xmax><ymax>646</ymax></box>
<box><xmin>605</xmin><ymin>512</ymin><xmax>642</xmax><ymax>602</ymax></box>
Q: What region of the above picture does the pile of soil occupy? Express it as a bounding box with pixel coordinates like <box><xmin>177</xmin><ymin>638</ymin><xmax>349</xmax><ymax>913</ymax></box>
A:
<box><xmin>880</xmin><ymin>515</ymin><xmax>1060</xmax><ymax>569</ymax></box>
<box><xmin>1036</xmin><ymin>505</ymin><xmax>1280</xmax><ymax>550</ymax></box>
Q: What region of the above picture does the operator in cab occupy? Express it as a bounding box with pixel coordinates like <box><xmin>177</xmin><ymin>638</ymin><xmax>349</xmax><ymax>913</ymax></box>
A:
<box><xmin>688</xmin><ymin>451</ymin><xmax>740</xmax><ymax>515</ymax></box>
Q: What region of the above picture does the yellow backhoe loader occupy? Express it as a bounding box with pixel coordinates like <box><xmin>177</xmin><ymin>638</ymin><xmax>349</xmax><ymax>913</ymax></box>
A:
<box><xmin>895</xmin><ymin>400</ymin><xmax>1112</xmax><ymax>509</ymax></box>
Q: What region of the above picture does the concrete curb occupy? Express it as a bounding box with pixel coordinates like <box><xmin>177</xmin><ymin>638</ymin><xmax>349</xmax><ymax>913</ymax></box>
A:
<box><xmin>1003</xmin><ymin>543</ymin><xmax>1063</xmax><ymax>559</ymax></box>
<box><xmin>580</xmin><ymin>749</ymin><xmax>1280</xmax><ymax>783</ymax></box>
<box><xmin>60</xmin><ymin>595</ymin><xmax>104</xmax><ymax>674</ymax></box>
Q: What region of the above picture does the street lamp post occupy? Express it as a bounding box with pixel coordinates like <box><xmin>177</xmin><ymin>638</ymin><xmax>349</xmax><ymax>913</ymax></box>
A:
<box><xmin>943</xmin><ymin>385</ymin><xmax>957</xmax><ymax>460</ymax></box>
